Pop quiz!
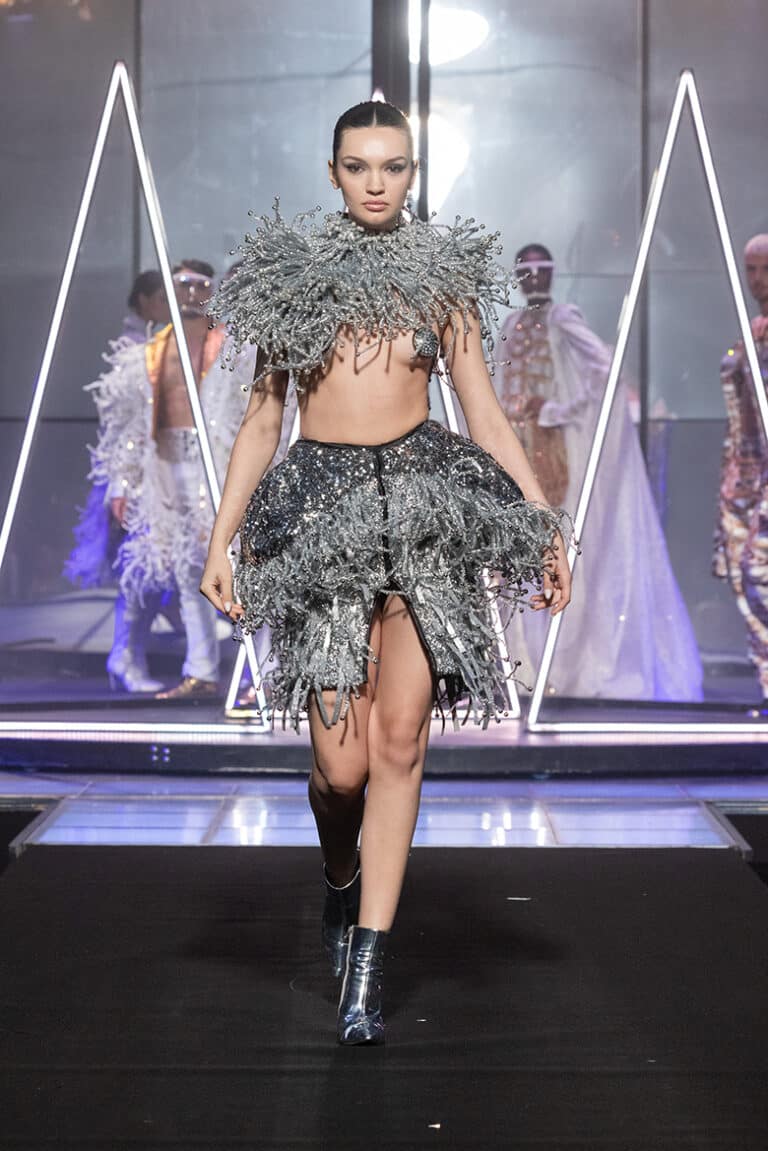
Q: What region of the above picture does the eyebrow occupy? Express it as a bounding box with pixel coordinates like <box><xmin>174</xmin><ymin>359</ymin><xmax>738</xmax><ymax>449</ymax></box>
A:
<box><xmin>341</xmin><ymin>154</ymin><xmax>409</xmax><ymax>163</ymax></box>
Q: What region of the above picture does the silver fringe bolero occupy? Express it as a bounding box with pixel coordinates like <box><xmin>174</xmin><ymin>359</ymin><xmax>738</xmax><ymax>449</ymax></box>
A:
<box><xmin>207</xmin><ymin>202</ymin><xmax>510</xmax><ymax>388</ymax></box>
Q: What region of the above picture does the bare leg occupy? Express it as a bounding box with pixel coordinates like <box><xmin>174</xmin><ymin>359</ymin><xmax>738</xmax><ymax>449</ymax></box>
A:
<box><xmin>358</xmin><ymin>596</ymin><xmax>434</xmax><ymax>931</ymax></box>
<box><xmin>307</xmin><ymin>607</ymin><xmax>382</xmax><ymax>885</ymax></box>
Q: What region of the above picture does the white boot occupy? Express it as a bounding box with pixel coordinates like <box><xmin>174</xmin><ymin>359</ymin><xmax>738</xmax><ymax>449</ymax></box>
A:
<box><xmin>106</xmin><ymin>594</ymin><xmax>163</xmax><ymax>693</ymax></box>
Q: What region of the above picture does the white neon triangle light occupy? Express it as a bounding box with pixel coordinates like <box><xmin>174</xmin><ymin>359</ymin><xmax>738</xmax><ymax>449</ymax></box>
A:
<box><xmin>527</xmin><ymin>68</ymin><xmax>768</xmax><ymax>735</ymax></box>
<box><xmin>436</xmin><ymin>366</ymin><xmax>521</xmax><ymax>719</ymax></box>
<box><xmin>224</xmin><ymin>405</ymin><xmax>301</xmax><ymax>714</ymax></box>
<box><xmin>0</xmin><ymin>60</ymin><xmax>268</xmax><ymax>733</ymax></box>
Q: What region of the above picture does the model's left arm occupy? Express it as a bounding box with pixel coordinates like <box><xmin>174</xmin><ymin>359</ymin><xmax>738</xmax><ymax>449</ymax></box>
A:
<box><xmin>444</xmin><ymin>312</ymin><xmax>572</xmax><ymax>613</ymax></box>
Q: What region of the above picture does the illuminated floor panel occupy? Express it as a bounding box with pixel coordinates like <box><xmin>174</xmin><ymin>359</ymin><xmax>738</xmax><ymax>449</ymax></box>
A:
<box><xmin>2</xmin><ymin>776</ymin><xmax>751</xmax><ymax>850</ymax></box>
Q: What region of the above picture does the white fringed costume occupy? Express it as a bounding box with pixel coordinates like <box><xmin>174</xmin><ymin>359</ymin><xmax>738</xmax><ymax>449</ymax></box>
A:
<box><xmin>498</xmin><ymin>302</ymin><xmax>703</xmax><ymax>702</ymax></box>
<box><xmin>86</xmin><ymin>325</ymin><xmax>252</xmax><ymax>681</ymax></box>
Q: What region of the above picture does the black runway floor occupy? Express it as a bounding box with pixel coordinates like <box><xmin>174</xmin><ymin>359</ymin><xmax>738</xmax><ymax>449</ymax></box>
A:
<box><xmin>1</xmin><ymin>845</ymin><xmax>767</xmax><ymax>1149</ymax></box>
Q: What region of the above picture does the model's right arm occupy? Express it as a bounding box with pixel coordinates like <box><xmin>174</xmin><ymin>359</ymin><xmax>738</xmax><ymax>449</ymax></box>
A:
<box><xmin>201</xmin><ymin>370</ymin><xmax>288</xmax><ymax>619</ymax></box>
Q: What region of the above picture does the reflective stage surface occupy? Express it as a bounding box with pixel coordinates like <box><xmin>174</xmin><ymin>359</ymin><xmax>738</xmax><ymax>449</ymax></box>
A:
<box><xmin>4</xmin><ymin>0</ymin><xmax>768</xmax><ymax>742</ymax></box>
<box><xmin>4</xmin><ymin>772</ymin><xmax>764</xmax><ymax>852</ymax></box>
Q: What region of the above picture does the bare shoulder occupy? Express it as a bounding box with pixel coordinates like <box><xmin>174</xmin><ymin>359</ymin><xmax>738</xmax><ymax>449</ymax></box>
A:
<box><xmin>241</xmin><ymin>368</ymin><xmax>290</xmax><ymax>436</ymax></box>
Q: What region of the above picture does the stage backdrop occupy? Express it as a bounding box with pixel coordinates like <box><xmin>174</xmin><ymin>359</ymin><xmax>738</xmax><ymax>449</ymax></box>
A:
<box><xmin>1</xmin><ymin>0</ymin><xmax>768</xmax><ymax>710</ymax></box>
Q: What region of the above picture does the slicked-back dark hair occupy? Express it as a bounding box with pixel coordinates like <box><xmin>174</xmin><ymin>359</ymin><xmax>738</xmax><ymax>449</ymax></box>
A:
<box><xmin>332</xmin><ymin>100</ymin><xmax>414</xmax><ymax>166</ymax></box>
<box><xmin>515</xmin><ymin>243</ymin><xmax>553</xmax><ymax>264</ymax></box>
<box><xmin>172</xmin><ymin>258</ymin><xmax>215</xmax><ymax>278</ymax></box>
<box><xmin>128</xmin><ymin>269</ymin><xmax>163</xmax><ymax>311</ymax></box>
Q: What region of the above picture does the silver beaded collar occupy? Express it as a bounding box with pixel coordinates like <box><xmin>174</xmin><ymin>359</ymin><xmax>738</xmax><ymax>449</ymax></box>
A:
<box><xmin>208</xmin><ymin>201</ymin><xmax>510</xmax><ymax>390</ymax></box>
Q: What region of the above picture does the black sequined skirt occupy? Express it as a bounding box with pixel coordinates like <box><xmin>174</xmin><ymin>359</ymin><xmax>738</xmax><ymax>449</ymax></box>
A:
<box><xmin>236</xmin><ymin>419</ymin><xmax>562</xmax><ymax>728</ymax></box>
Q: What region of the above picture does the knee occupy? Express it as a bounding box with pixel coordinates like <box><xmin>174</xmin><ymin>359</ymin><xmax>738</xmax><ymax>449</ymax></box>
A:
<box><xmin>311</xmin><ymin>759</ymin><xmax>367</xmax><ymax>801</ymax></box>
<box><xmin>368</xmin><ymin>711</ymin><xmax>425</xmax><ymax>780</ymax></box>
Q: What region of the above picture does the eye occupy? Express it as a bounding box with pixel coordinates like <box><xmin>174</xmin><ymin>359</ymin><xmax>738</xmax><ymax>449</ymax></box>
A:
<box><xmin>387</xmin><ymin>165</ymin><xmax>406</xmax><ymax>174</ymax></box>
<box><xmin>344</xmin><ymin>163</ymin><xmax>363</xmax><ymax>173</ymax></box>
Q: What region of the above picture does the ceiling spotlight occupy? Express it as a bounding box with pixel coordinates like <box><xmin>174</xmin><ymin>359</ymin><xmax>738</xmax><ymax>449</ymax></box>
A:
<box><xmin>409</xmin><ymin>2</ymin><xmax>489</xmax><ymax>67</ymax></box>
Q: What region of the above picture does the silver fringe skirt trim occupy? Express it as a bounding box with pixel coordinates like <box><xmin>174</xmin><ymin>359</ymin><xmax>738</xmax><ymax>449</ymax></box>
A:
<box><xmin>235</xmin><ymin>420</ymin><xmax>567</xmax><ymax>730</ymax></box>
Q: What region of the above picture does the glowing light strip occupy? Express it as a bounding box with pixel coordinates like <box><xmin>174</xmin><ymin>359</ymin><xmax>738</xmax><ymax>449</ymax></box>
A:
<box><xmin>0</xmin><ymin>65</ymin><xmax>123</xmax><ymax>574</ymax></box>
<box><xmin>223</xmin><ymin>404</ymin><xmax>301</xmax><ymax>714</ymax></box>
<box><xmin>113</xmin><ymin>63</ymin><xmax>267</xmax><ymax>724</ymax></box>
<box><xmin>527</xmin><ymin>69</ymin><xmax>768</xmax><ymax>733</ymax></box>
<box><xmin>524</xmin><ymin>720</ymin><xmax>768</xmax><ymax>736</ymax></box>
<box><xmin>484</xmin><ymin>594</ymin><xmax>519</xmax><ymax>718</ymax></box>
<box><xmin>0</xmin><ymin>61</ymin><xmax>267</xmax><ymax>730</ymax></box>
<box><xmin>0</xmin><ymin>717</ymin><xmax>763</xmax><ymax>740</ymax></box>
<box><xmin>117</xmin><ymin>67</ymin><xmax>218</xmax><ymax>506</ymax></box>
<box><xmin>685</xmin><ymin>73</ymin><xmax>768</xmax><ymax>439</ymax></box>
<box><xmin>240</xmin><ymin>644</ymin><xmax>267</xmax><ymax>723</ymax></box>
<box><xmin>438</xmin><ymin>365</ymin><xmax>520</xmax><ymax>717</ymax></box>
<box><xmin>0</xmin><ymin>720</ymin><xmax>276</xmax><ymax>737</ymax></box>
<box><xmin>224</xmin><ymin>641</ymin><xmax>249</xmax><ymax>712</ymax></box>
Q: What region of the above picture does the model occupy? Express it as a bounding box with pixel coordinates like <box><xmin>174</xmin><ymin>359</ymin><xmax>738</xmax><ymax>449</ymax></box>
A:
<box><xmin>498</xmin><ymin>243</ymin><xmax>702</xmax><ymax>701</ymax></box>
<box><xmin>714</xmin><ymin>233</ymin><xmax>768</xmax><ymax>697</ymax></box>
<box><xmin>202</xmin><ymin>102</ymin><xmax>571</xmax><ymax>1045</ymax></box>
<box><xmin>87</xmin><ymin>261</ymin><xmax>250</xmax><ymax>699</ymax></box>
<box><xmin>66</xmin><ymin>270</ymin><xmax>171</xmax><ymax>693</ymax></box>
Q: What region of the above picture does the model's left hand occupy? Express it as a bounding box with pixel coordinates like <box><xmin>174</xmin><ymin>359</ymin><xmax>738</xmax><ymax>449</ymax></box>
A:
<box><xmin>530</xmin><ymin>533</ymin><xmax>572</xmax><ymax>615</ymax></box>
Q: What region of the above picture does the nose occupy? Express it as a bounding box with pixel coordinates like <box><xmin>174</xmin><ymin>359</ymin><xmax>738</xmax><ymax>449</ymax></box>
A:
<box><xmin>366</xmin><ymin>171</ymin><xmax>385</xmax><ymax>194</ymax></box>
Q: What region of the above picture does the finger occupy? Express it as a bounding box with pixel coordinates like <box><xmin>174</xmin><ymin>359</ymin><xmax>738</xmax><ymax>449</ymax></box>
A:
<box><xmin>199</xmin><ymin>582</ymin><xmax>221</xmax><ymax>608</ymax></box>
<box><xmin>201</xmin><ymin>578</ymin><xmax>232</xmax><ymax>612</ymax></box>
<box><xmin>548</xmin><ymin>591</ymin><xmax>562</xmax><ymax>614</ymax></box>
<box><xmin>217</xmin><ymin>578</ymin><xmax>235</xmax><ymax>612</ymax></box>
<box><xmin>551</xmin><ymin>585</ymin><xmax>572</xmax><ymax>614</ymax></box>
<box><xmin>532</xmin><ymin>573</ymin><xmax>555</xmax><ymax>611</ymax></box>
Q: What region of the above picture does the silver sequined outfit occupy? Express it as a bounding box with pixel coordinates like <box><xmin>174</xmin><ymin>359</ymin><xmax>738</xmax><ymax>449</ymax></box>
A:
<box><xmin>210</xmin><ymin>203</ymin><xmax>567</xmax><ymax>727</ymax></box>
<box><xmin>236</xmin><ymin>420</ymin><xmax>563</xmax><ymax>728</ymax></box>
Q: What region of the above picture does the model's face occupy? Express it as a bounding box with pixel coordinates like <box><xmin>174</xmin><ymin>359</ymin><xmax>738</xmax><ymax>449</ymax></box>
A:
<box><xmin>516</xmin><ymin>251</ymin><xmax>554</xmax><ymax>299</ymax></box>
<box><xmin>745</xmin><ymin>252</ymin><xmax>768</xmax><ymax>306</ymax></box>
<box><xmin>329</xmin><ymin>125</ymin><xmax>416</xmax><ymax>231</ymax></box>
<box><xmin>138</xmin><ymin>287</ymin><xmax>171</xmax><ymax>325</ymax></box>
<box><xmin>173</xmin><ymin>269</ymin><xmax>213</xmax><ymax>318</ymax></box>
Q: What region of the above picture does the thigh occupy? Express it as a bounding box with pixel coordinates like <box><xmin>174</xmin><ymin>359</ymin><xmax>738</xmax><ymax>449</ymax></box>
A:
<box><xmin>308</xmin><ymin>601</ymin><xmax>384</xmax><ymax>791</ymax></box>
<box><xmin>309</xmin><ymin>684</ymin><xmax>372</xmax><ymax>792</ymax></box>
<box><xmin>369</xmin><ymin>595</ymin><xmax>434</xmax><ymax>745</ymax></box>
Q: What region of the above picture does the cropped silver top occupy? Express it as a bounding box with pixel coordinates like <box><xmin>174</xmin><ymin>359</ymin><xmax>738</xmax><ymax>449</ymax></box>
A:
<box><xmin>207</xmin><ymin>201</ymin><xmax>511</xmax><ymax>390</ymax></box>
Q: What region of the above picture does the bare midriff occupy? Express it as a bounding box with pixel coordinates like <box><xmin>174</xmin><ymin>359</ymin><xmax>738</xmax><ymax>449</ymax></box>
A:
<box><xmin>297</xmin><ymin>325</ymin><xmax>434</xmax><ymax>445</ymax></box>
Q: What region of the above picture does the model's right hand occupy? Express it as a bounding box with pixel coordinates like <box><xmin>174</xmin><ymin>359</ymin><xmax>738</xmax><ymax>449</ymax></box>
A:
<box><xmin>200</xmin><ymin>549</ymin><xmax>245</xmax><ymax>622</ymax></box>
<box><xmin>110</xmin><ymin>497</ymin><xmax>127</xmax><ymax>527</ymax></box>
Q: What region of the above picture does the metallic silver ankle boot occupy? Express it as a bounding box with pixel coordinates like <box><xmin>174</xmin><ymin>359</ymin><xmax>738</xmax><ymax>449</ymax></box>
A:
<box><xmin>322</xmin><ymin>865</ymin><xmax>360</xmax><ymax>978</ymax></box>
<box><xmin>337</xmin><ymin>925</ymin><xmax>387</xmax><ymax>1045</ymax></box>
